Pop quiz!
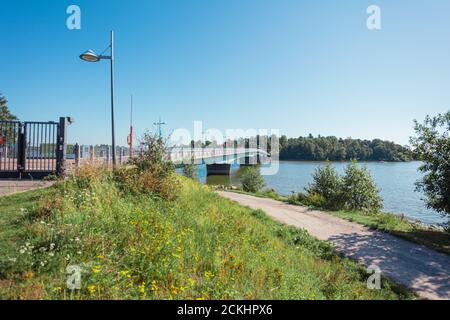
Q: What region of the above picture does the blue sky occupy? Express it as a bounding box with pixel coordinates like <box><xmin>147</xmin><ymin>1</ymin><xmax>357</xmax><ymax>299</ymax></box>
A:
<box><xmin>1</xmin><ymin>0</ymin><xmax>450</xmax><ymax>145</ymax></box>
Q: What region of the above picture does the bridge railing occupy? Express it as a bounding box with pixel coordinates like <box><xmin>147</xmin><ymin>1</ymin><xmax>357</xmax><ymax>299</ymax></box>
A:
<box><xmin>168</xmin><ymin>147</ymin><xmax>267</xmax><ymax>165</ymax></box>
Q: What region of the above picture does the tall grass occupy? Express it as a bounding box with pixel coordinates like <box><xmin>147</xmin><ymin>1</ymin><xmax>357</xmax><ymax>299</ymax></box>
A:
<box><xmin>0</xmin><ymin>164</ymin><xmax>410</xmax><ymax>300</ymax></box>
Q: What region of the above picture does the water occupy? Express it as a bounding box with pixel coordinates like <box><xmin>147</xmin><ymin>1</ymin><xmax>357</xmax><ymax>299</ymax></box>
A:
<box><xmin>191</xmin><ymin>161</ymin><xmax>446</xmax><ymax>226</ymax></box>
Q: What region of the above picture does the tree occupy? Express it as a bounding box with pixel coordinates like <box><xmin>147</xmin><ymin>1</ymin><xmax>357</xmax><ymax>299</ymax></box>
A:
<box><xmin>306</xmin><ymin>162</ymin><xmax>343</xmax><ymax>210</ymax></box>
<box><xmin>0</xmin><ymin>93</ymin><xmax>18</xmax><ymax>121</ymax></box>
<box><xmin>410</xmin><ymin>111</ymin><xmax>450</xmax><ymax>224</ymax></box>
<box><xmin>241</xmin><ymin>167</ymin><xmax>265</xmax><ymax>193</ymax></box>
<box><xmin>342</xmin><ymin>162</ymin><xmax>383</xmax><ymax>212</ymax></box>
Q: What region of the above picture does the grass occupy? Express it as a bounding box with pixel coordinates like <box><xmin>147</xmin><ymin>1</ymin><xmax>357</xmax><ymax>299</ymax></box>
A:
<box><xmin>0</xmin><ymin>169</ymin><xmax>414</xmax><ymax>300</ymax></box>
<box><xmin>227</xmin><ymin>188</ymin><xmax>450</xmax><ymax>255</ymax></box>
<box><xmin>328</xmin><ymin>210</ymin><xmax>450</xmax><ymax>255</ymax></box>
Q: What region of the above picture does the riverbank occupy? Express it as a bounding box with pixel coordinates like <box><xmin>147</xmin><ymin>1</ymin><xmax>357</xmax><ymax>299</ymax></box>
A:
<box><xmin>0</xmin><ymin>169</ymin><xmax>411</xmax><ymax>300</ymax></box>
<box><xmin>199</xmin><ymin>161</ymin><xmax>445</xmax><ymax>225</ymax></box>
<box><xmin>223</xmin><ymin>188</ymin><xmax>449</xmax><ymax>255</ymax></box>
<box><xmin>218</xmin><ymin>191</ymin><xmax>450</xmax><ymax>300</ymax></box>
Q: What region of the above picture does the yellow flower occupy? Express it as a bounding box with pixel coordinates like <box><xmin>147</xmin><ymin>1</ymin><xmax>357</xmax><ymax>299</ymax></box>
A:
<box><xmin>150</xmin><ymin>280</ymin><xmax>158</xmax><ymax>292</ymax></box>
<box><xmin>119</xmin><ymin>270</ymin><xmax>131</xmax><ymax>278</ymax></box>
<box><xmin>188</xmin><ymin>278</ymin><xmax>196</xmax><ymax>286</ymax></box>
<box><xmin>138</xmin><ymin>282</ymin><xmax>146</xmax><ymax>294</ymax></box>
<box><xmin>88</xmin><ymin>285</ymin><xmax>97</xmax><ymax>294</ymax></box>
<box><xmin>92</xmin><ymin>266</ymin><xmax>102</xmax><ymax>274</ymax></box>
<box><xmin>204</xmin><ymin>271</ymin><xmax>214</xmax><ymax>279</ymax></box>
<box><xmin>170</xmin><ymin>285</ymin><xmax>178</xmax><ymax>295</ymax></box>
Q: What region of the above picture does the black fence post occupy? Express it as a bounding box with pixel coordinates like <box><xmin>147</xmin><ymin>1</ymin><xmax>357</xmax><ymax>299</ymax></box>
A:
<box><xmin>56</xmin><ymin>117</ymin><xmax>69</xmax><ymax>176</ymax></box>
<box><xmin>17</xmin><ymin>123</ymin><xmax>26</xmax><ymax>177</ymax></box>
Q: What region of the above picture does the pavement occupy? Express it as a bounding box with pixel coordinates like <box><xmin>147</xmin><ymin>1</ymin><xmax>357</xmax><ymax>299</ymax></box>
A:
<box><xmin>218</xmin><ymin>191</ymin><xmax>450</xmax><ymax>300</ymax></box>
<box><xmin>0</xmin><ymin>180</ymin><xmax>54</xmax><ymax>197</ymax></box>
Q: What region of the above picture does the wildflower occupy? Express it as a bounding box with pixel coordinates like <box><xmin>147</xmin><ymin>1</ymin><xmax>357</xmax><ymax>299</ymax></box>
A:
<box><xmin>170</xmin><ymin>285</ymin><xmax>178</xmax><ymax>295</ymax></box>
<box><xmin>88</xmin><ymin>285</ymin><xmax>97</xmax><ymax>294</ymax></box>
<box><xmin>92</xmin><ymin>266</ymin><xmax>102</xmax><ymax>274</ymax></box>
<box><xmin>119</xmin><ymin>270</ymin><xmax>131</xmax><ymax>278</ymax></box>
<box><xmin>138</xmin><ymin>282</ymin><xmax>146</xmax><ymax>294</ymax></box>
<box><xmin>188</xmin><ymin>278</ymin><xmax>196</xmax><ymax>286</ymax></box>
<box><xmin>150</xmin><ymin>280</ymin><xmax>158</xmax><ymax>292</ymax></box>
<box><xmin>204</xmin><ymin>271</ymin><xmax>214</xmax><ymax>279</ymax></box>
<box><xmin>48</xmin><ymin>252</ymin><xmax>55</xmax><ymax>257</ymax></box>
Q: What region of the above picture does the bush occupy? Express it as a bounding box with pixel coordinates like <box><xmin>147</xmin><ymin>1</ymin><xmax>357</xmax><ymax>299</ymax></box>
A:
<box><xmin>129</xmin><ymin>132</ymin><xmax>175</xmax><ymax>180</ymax></box>
<box><xmin>182</xmin><ymin>164</ymin><xmax>197</xmax><ymax>180</ymax></box>
<box><xmin>342</xmin><ymin>162</ymin><xmax>383</xmax><ymax>212</ymax></box>
<box><xmin>241</xmin><ymin>167</ymin><xmax>265</xmax><ymax>193</ymax></box>
<box><xmin>306</xmin><ymin>163</ymin><xmax>343</xmax><ymax>210</ymax></box>
<box><xmin>116</xmin><ymin>132</ymin><xmax>179</xmax><ymax>199</ymax></box>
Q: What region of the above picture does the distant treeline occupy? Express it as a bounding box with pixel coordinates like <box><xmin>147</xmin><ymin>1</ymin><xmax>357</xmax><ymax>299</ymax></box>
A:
<box><xmin>279</xmin><ymin>135</ymin><xmax>414</xmax><ymax>162</ymax></box>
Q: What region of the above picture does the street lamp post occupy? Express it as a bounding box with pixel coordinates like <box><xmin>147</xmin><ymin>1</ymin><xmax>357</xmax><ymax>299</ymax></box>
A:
<box><xmin>80</xmin><ymin>30</ymin><xmax>116</xmax><ymax>167</ymax></box>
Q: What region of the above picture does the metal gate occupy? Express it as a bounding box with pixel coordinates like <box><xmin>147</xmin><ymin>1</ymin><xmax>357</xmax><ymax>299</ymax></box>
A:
<box><xmin>0</xmin><ymin>118</ymin><xmax>70</xmax><ymax>179</ymax></box>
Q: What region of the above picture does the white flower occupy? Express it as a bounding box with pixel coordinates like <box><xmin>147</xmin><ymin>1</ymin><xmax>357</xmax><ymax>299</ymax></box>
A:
<box><xmin>48</xmin><ymin>252</ymin><xmax>54</xmax><ymax>257</ymax></box>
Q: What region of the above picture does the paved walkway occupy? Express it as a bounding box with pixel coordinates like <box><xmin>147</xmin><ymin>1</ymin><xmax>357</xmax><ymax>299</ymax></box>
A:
<box><xmin>0</xmin><ymin>180</ymin><xmax>54</xmax><ymax>197</ymax></box>
<box><xmin>218</xmin><ymin>191</ymin><xmax>450</xmax><ymax>300</ymax></box>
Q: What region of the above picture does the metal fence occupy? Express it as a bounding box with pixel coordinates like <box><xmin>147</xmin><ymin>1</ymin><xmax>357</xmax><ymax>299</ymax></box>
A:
<box><xmin>0</xmin><ymin>119</ymin><xmax>67</xmax><ymax>179</ymax></box>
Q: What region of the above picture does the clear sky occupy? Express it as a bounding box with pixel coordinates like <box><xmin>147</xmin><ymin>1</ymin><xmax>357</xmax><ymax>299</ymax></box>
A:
<box><xmin>1</xmin><ymin>0</ymin><xmax>450</xmax><ymax>145</ymax></box>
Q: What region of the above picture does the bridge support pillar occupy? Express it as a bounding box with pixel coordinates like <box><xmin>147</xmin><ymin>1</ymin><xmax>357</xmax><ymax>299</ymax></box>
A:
<box><xmin>206</xmin><ymin>163</ymin><xmax>231</xmax><ymax>176</ymax></box>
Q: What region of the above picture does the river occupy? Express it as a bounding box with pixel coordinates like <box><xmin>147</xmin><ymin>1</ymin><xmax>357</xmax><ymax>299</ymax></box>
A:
<box><xmin>192</xmin><ymin>161</ymin><xmax>446</xmax><ymax>226</ymax></box>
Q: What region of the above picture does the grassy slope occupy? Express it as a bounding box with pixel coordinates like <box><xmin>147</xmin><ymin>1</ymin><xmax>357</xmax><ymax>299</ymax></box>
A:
<box><xmin>0</xmin><ymin>178</ymin><xmax>412</xmax><ymax>300</ymax></box>
<box><xmin>227</xmin><ymin>189</ymin><xmax>449</xmax><ymax>255</ymax></box>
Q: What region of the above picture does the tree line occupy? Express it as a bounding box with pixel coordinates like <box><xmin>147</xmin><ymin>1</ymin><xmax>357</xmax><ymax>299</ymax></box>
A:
<box><xmin>279</xmin><ymin>135</ymin><xmax>414</xmax><ymax>162</ymax></box>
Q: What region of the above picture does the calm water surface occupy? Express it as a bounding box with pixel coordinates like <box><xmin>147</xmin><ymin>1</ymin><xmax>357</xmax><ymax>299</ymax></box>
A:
<box><xmin>193</xmin><ymin>161</ymin><xmax>446</xmax><ymax>225</ymax></box>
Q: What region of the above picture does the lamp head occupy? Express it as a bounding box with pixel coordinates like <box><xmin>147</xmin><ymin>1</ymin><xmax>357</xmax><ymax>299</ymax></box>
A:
<box><xmin>80</xmin><ymin>49</ymin><xmax>101</xmax><ymax>62</ymax></box>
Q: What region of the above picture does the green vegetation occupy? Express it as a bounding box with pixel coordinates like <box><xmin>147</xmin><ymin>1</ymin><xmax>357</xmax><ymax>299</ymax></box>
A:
<box><xmin>0</xmin><ymin>162</ymin><xmax>410</xmax><ymax>299</ymax></box>
<box><xmin>240</xmin><ymin>167</ymin><xmax>265</xmax><ymax>193</ymax></box>
<box><xmin>298</xmin><ymin>162</ymin><xmax>382</xmax><ymax>212</ymax></box>
<box><xmin>411</xmin><ymin>111</ymin><xmax>450</xmax><ymax>231</ymax></box>
<box><xmin>182</xmin><ymin>164</ymin><xmax>197</xmax><ymax>180</ymax></box>
<box><xmin>279</xmin><ymin>135</ymin><xmax>413</xmax><ymax>162</ymax></box>
<box><xmin>305</xmin><ymin>163</ymin><xmax>343</xmax><ymax>210</ymax></box>
<box><xmin>0</xmin><ymin>93</ymin><xmax>17</xmax><ymax>121</ymax></box>
<box><xmin>227</xmin><ymin>162</ymin><xmax>449</xmax><ymax>255</ymax></box>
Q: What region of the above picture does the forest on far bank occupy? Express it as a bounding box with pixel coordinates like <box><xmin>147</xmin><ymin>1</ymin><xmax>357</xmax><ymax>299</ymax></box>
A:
<box><xmin>279</xmin><ymin>135</ymin><xmax>414</xmax><ymax>162</ymax></box>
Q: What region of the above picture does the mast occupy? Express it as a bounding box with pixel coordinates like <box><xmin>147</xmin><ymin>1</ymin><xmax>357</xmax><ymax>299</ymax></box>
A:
<box><xmin>128</xmin><ymin>95</ymin><xmax>133</xmax><ymax>158</ymax></box>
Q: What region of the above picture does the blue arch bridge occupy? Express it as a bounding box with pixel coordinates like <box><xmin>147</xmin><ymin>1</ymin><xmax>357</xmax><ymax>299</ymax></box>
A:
<box><xmin>169</xmin><ymin>147</ymin><xmax>270</xmax><ymax>176</ymax></box>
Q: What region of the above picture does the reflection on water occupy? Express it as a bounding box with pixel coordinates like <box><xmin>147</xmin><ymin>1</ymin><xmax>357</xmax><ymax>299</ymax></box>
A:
<box><xmin>183</xmin><ymin>161</ymin><xmax>446</xmax><ymax>226</ymax></box>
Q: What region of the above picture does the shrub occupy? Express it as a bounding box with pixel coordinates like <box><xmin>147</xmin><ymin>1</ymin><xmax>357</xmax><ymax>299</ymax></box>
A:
<box><xmin>182</xmin><ymin>164</ymin><xmax>197</xmax><ymax>180</ymax></box>
<box><xmin>306</xmin><ymin>163</ymin><xmax>343</xmax><ymax>210</ymax></box>
<box><xmin>130</xmin><ymin>132</ymin><xmax>175</xmax><ymax>180</ymax></box>
<box><xmin>241</xmin><ymin>167</ymin><xmax>265</xmax><ymax>193</ymax></box>
<box><xmin>116</xmin><ymin>132</ymin><xmax>179</xmax><ymax>199</ymax></box>
<box><xmin>342</xmin><ymin>161</ymin><xmax>383</xmax><ymax>212</ymax></box>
